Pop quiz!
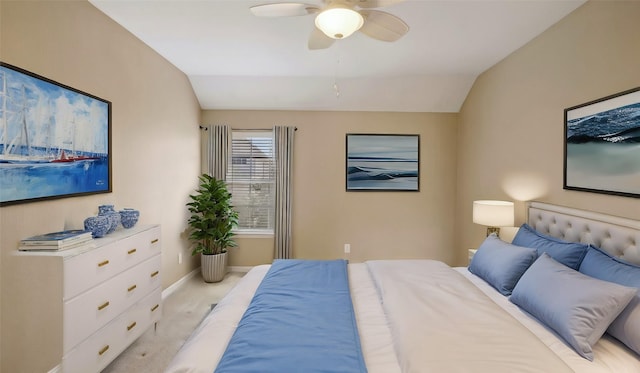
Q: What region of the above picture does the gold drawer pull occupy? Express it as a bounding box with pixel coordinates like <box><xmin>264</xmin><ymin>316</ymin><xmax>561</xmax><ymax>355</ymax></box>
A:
<box><xmin>127</xmin><ymin>248</ymin><xmax>137</xmax><ymax>255</ymax></box>
<box><xmin>97</xmin><ymin>301</ymin><xmax>110</xmax><ymax>311</ymax></box>
<box><xmin>151</xmin><ymin>238</ymin><xmax>159</xmax><ymax>244</ymax></box>
<box><xmin>127</xmin><ymin>284</ymin><xmax>137</xmax><ymax>292</ymax></box>
<box><xmin>98</xmin><ymin>345</ymin><xmax>109</xmax><ymax>356</ymax></box>
<box><xmin>127</xmin><ymin>321</ymin><xmax>137</xmax><ymax>331</ymax></box>
<box><xmin>151</xmin><ymin>304</ymin><xmax>159</xmax><ymax>312</ymax></box>
<box><xmin>97</xmin><ymin>260</ymin><xmax>109</xmax><ymax>267</ymax></box>
<box><xmin>150</xmin><ymin>270</ymin><xmax>159</xmax><ymax>278</ymax></box>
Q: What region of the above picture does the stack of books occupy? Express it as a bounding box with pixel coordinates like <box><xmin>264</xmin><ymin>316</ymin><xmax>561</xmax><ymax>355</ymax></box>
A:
<box><xmin>19</xmin><ymin>230</ymin><xmax>94</xmax><ymax>251</ymax></box>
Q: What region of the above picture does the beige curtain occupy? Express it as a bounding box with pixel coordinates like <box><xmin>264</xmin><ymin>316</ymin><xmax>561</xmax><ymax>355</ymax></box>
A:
<box><xmin>204</xmin><ymin>125</ymin><xmax>230</xmax><ymax>180</ymax></box>
<box><xmin>274</xmin><ymin>126</ymin><xmax>295</xmax><ymax>259</ymax></box>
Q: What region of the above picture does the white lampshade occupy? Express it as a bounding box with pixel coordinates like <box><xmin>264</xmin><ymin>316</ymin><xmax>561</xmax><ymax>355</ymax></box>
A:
<box><xmin>472</xmin><ymin>200</ymin><xmax>514</xmax><ymax>227</ymax></box>
<box><xmin>315</xmin><ymin>7</ymin><xmax>364</xmax><ymax>39</ymax></box>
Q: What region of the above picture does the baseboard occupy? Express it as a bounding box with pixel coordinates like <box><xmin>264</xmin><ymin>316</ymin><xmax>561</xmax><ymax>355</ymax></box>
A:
<box><xmin>162</xmin><ymin>268</ymin><xmax>199</xmax><ymax>300</ymax></box>
<box><xmin>229</xmin><ymin>265</ymin><xmax>253</xmax><ymax>273</ymax></box>
<box><xmin>47</xmin><ymin>365</ymin><xmax>61</xmax><ymax>373</ymax></box>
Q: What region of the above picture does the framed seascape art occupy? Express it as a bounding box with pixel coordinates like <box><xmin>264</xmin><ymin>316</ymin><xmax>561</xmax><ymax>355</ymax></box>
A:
<box><xmin>0</xmin><ymin>62</ymin><xmax>112</xmax><ymax>206</ymax></box>
<box><xmin>564</xmin><ymin>87</ymin><xmax>640</xmax><ymax>198</ymax></box>
<box><xmin>346</xmin><ymin>134</ymin><xmax>419</xmax><ymax>191</ymax></box>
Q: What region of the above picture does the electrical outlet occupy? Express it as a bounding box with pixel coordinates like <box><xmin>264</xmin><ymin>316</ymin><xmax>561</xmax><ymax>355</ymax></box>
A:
<box><xmin>344</xmin><ymin>244</ymin><xmax>351</xmax><ymax>254</ymax></box>
<box><xmin>178</xmin><ymin>252</ymin><xmax>183</xmax><ymax>264</ymax></box>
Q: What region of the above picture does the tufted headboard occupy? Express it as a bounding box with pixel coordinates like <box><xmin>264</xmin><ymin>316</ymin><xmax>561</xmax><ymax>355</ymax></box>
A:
<box><xmin>527</xmin><ymin>202</ymin><xmax>640</xmax><ymax>266</ymax></box>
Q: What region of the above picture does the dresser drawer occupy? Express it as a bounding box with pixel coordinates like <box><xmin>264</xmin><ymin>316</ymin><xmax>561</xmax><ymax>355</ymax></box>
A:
<box><xmin>120</xmin><ymin>226</ymin><xmax>161</xmax><ymax>275</ymax></box>
<box><xmin>62</xmin><ymin>287</ymin><xmax>161</xmax><ymax>373</ymax></box>
<box><xmin>137</xmin><ymin>225</ymin><xmax>161</xmax><ymax>260</ymax></box>
<box><xmin>63</xmin><ymin>226</ymin><xmax>161</xmax><ymax>299</ymax></box>
<box><xmin>63</xmin><ymin>254</ymin><xmax>161</xmax><ymax>352</ymax></box>
<box><xmin>142</xmin><ymin>285</ymin><xmax>163</xmax><ymax>325</ymax></box>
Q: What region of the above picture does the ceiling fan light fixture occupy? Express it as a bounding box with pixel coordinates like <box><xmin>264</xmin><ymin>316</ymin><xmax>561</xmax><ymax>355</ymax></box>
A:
<box><xmin>315</xmin><ymin>7</ymin><xmax>364</xmax><ymax>39</ymax></box>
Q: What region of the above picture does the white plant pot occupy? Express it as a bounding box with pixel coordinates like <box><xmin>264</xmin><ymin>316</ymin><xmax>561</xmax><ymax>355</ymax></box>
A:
<box><xmin>201</xmin><ymin>252</ymin><xmax>228</xmax><ymax>283</ymax></box>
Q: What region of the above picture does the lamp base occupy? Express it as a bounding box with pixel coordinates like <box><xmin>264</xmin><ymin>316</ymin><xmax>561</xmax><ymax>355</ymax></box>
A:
<box><xmin>486</xmin><ymin>227</ymin><xmax>500</xmax><ymax>237</ymax></box>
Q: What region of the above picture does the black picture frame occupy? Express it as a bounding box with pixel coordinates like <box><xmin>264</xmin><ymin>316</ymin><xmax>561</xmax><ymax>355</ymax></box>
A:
<box><xmin>0</xmin><ymin>62</ymin><xmax>112</xmax><ymax>206</ymax></box>
<box><xmin>346</xmin><ymin>133</ymin><xmax>420</xmax><ymax>192</ymax></box>
<box><xmin>564</xmin><ymin>87</ymin><xmax>640</xmax><ymax>198</ymax></box>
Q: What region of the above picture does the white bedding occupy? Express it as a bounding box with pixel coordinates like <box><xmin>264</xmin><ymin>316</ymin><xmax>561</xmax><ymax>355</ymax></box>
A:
<box><xmin>165</xmin><ymin>261</ymin><xmax>640</xmax><ymax>373</ymax></box>
<box><xmin>458</xmin><ymin>267</ymin><xmax>640</xmax><ymax>373</ymax></box>
<box><xmin>368</xmin><ymin>259</ymin><xmax>572</xmax><ymax>373</ymax></box>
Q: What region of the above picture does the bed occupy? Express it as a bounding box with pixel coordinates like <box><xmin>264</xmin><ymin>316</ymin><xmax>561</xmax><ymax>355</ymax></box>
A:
<box><xmin>165</xmin><ymin>202</ymin><xmax>640</xmax><ymax>373</ymax></box>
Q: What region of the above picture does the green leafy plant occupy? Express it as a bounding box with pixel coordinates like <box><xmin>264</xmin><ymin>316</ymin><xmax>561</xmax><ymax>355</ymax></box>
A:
<box><xmin>187</xmin><ymin>174</ymin><xmax>239</xmax><ymax>255</ymax></box>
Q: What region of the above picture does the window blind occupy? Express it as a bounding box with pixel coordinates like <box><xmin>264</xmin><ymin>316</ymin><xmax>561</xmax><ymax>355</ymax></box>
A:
<box><xmin>227</xmin><ymin>130</ymin><xmax>275</xmax><ymax>232</ymax></box>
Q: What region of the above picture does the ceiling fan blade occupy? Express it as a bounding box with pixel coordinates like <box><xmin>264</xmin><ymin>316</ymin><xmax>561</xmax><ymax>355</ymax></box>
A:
<box><xmin>359</xmin><ymin>10</ymin><xmax>409</xmax><ymax>42</ymax></box>
<box><xmin>250</xmin><ymin>3</ymin><xmax>320</xmax><ymax>17</ymax></box>
<box><xmin>308</xmin><ymin>27</ymin><xmax>335</xmax><ymax>50</ymax></box>
<box><xmin>353</xmin><ymin>0</ymin><xmax>405</xmax><ymax>9</ymax></box>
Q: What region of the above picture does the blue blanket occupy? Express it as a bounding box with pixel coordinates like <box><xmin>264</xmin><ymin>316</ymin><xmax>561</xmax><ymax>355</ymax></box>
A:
<box><xmin>214</xmin><ymin>259</ymin><xmax>367</xmax><ymax>373</ymax></box>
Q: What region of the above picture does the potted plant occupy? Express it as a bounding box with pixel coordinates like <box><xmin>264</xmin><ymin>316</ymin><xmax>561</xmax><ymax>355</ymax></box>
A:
<box><xmin>187</xmin><ymin>174</ymin><xmax>239</xmax><ymax>283</ymax></box>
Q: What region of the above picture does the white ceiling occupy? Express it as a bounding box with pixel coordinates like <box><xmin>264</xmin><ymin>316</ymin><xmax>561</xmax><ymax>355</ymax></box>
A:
<box><xmin>89</xmin><ymin>0</ymin><xmax>585</xmax><ymax>113</ymax></box>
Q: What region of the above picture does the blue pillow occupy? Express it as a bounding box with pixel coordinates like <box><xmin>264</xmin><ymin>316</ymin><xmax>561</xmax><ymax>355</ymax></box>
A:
<box><xmin>468</xmin><ymin>234</ymin><xmax>537</xmax><ymax>296</ymax></box>
<box><xmin>512</xmin><ymin>223</ymin><xmax>588</xmax><ymax>270</ymax></box>
<box><xmin>510</xmin><ymin>253</ymin><xmax>636</xmax><ymax>361</ymax></box>
<box><xmin>579</xmin><ymin>246</ymin><xmax>640</xmax><ymax>356</ymax></box>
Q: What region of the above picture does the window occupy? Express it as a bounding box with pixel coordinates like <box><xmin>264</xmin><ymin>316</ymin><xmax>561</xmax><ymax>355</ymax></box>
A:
<box><xmin>226</xmin><ymin>130</ymin><xmax>275</xmax><ymax>233</ymax></box>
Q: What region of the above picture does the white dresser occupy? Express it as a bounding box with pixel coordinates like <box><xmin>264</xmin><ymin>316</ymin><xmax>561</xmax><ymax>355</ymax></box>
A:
<box><xmin>9</xmin><ymin>225</ymin><xmax>162</xmax><ymax>373</ymax></box>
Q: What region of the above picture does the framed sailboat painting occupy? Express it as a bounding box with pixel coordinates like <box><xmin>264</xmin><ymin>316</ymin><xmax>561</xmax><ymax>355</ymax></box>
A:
<box><xmin>0</xmin><ymin>62</ymin><xmax>111</xmax><ymax>206</ymax></box>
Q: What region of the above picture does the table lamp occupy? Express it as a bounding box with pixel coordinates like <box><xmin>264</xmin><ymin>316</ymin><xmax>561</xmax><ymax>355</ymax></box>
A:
<box><xmin>473</xmin><ymin>200</ymin><xmax>514</xmax><ymax>237</ymax></box>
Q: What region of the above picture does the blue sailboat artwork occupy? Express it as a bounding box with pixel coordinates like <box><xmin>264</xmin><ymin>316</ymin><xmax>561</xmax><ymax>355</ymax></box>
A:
<box><xmin>0</xmin><ymin>63</ymin><xmax>111</xmax><ymax>205</ymax></box>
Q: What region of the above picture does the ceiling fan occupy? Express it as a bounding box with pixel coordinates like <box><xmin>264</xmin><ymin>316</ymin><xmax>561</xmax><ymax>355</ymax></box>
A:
<box><xmin>250</xmin><ymin>0</ymin><xmax>409</xmax><ymax>50</ymax></box>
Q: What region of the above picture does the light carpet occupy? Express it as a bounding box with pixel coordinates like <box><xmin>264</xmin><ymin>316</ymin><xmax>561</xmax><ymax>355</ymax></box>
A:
<box><xmin>101</xmin><ymin>271</ymin><xmax>245</xmax><ymax>373</ymax></box>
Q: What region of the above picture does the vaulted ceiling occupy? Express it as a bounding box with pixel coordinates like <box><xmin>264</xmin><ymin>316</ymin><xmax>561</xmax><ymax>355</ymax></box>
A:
<box><xmin>90</xmin><ymin>0</ymin><xmax>585</xmax><ymax>112</ymax></box>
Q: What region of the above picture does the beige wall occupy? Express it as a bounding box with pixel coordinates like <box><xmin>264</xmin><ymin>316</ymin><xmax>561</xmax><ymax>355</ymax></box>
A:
<box><xmin>0</xmin><ymin>1</ymin><xmax>201</xmax><ymax>371</ymax></box>
<box><xmin>456</xmin><ymin>1</ymin><xmax>640</xmax><ymax>265</ymax></box>
<box><xmin>203</xmin><ymin>110</ymin><xmax>459</xmax><ymax>265</ymax></box>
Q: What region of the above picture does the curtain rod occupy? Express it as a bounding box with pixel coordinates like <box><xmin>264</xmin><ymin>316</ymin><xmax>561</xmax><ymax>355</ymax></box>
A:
<box><xmin>199</xmin><ymin>126</ymin><xmax>297</xmax><ymax>131</ymax></box>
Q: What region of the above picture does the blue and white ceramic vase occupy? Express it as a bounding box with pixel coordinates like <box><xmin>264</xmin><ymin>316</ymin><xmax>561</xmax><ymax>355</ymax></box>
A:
<box><xmin>84</xmin><ymin>215</ymin><xmax>110</xmax><ymax>238</ymax></box>
<box><xmin>98</xmin><ymin>204</ymin><xmax>120</xmax><ymax>234</ymax></box>
<box><xmin>119</xmin><ymin>208</ymin><xmax>140</xmax><ymax>229</ymax></box>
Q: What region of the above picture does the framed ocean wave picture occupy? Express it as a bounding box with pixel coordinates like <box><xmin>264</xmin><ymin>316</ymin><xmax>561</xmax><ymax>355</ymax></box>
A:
<box><xmin>346</xmin><ymin>134</ymin><xmax>419</xmax><ymax>191</ymax></box>
<box><xmin>0</xmin><ymin>62</ymin><xmax>112</xmax><ymax>206</ymax></box>
<box><xmin>564</xmin><ymin>87</ymin><xmax>640</xmax><ymax>198</ymax></box>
